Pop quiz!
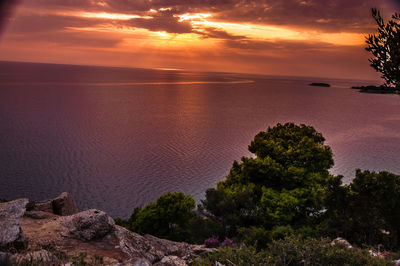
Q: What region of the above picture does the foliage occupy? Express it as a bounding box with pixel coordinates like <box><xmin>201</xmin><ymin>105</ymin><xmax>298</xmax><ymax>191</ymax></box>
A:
<box><xmin>71</xmin><ymin>252</ymin><xmax>87</xmax><ymax>266</ymax></box>
<box><xmin>221</xmin><ymin>237</ymin><xmax>237</xmax><ymax>248</ymax></box>
<box><xmin>117</xmin><ymin>192</ymin><xmax>224</xmax><ymax>244</ymax></box>
<box><xmin>238</xmin><ymin>226</ymin><xmax>271</xmax><ymax>250</ymax></box>
<box><xmin>321</xmin><ymin>170</ymin><xmax>400</xmax><ymax>249</ymax></box>
<box><xmin>120</xmin><ymin>192</ymin><xmax>196</xmax><ymax>240</ymax></box>
<box><xmin>180</xmin><ymin>215</ymin><xmax>224</xmax><ymax>244</ymax></box>
<box><xmin>192</xmin><ymin>246</ymin><xmax>270</xmax><ymax>266</ymax></box>
<box><xmin>200</xmin><ymin>123</ymin><xmax>333</xmax><ymax>238</ymax></box>
<box><xmin>114</xmin><ymin>217</ymin><xmax>128</xmax><ymax>227</ymax></box>
<box><xmin>117</xmin><ymin>121</ymin><xmax>400</xmax><ymax>259</ymax></box>
<box><xmin>266</xmin><ymin>236</ymin><xmax>393</xmax><ymax>266</ymax></box>
<box><xmin>248</xmin><ymin>123</ymin><xmax>333</xmax><ymax>174</ymax></box>
<box><xmin>366</xmin><ymin>8</ymin><xmax>400</xmax><ymax>88</ymax></box>
<box><xmin>194</xmin><ymin>236</ymin><xmax>394</xmax><ymax>266</ymax></box>
<box><xmin>204</xmin><ymin>236</ymin><xmax>220</xmax><ymax>248</ymax></box>
<box><xmin>200</xmin><ymin>184</ymin><xmax>259</xmax><ymax>236</ymax></box>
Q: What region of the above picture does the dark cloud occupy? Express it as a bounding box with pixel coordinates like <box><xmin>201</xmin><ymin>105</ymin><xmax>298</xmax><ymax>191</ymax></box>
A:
<box><xmin>126</xmin><ymin>11</ymin><xmax>192</xmax><ymax>34</ymax></box>
<box><xmin>7</xmin><ymin>28</ymin><xmax>122</xmax><ymax>48</ymax></box>
<box><xmin>212</xmin><ymin>0</ymin><xmax>397</xmax><ymax>33</ymax></box>
<box><xmin>13</xmin><ymin>0</ymin><xmax>398</xmax><ymax>36</ymax></box>
<box><xmin>2</xmin><ymin>0</ymin><xmax>391</xmax><ymax>80</ymax></box>
<box><xmin>2</xmin><ymin>0</ymin><xmax>399</xmax><ymax>51</ymax></box>
<box><xmin>0</xmin><ymin>0</ymin><xmax>20</xmax><ymax>35</ymax></box>
<box><xmin>223</xmin><ymin>39</ymin><xmax>338</xmax><ymax>52</ymax></box>
<box><xmin>45</xmin><ymin>31</ymin><xmax>123</xmax><ymax>47</ymax></box>
<box><xmin>6</xmin><ymin>14</ymin><xmax>106</xmax><ymax>33</ymax></box>
<box><xmin>4</xmin><ymin>13</ymin><xmax>122</xmax><ymax>47</ymax></box>
<box><xmin>195</xmin><ymin>27</ymin><xmax>246</xmax><ymax>40</ymax></box>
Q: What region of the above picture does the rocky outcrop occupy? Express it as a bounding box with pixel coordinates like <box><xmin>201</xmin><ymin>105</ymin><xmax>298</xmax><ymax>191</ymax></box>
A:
<box><xmin>61</xmin><ymin>209</ymin><xmax>115</xmax><ymax>241</ymax></box>
<box><xmin>52</xmin><ymin>192</ymin><xmax>79</xmax><ymax>215</ymax></box>
<box><xmin>0</xmin><ymin>198</ymin><xmax>29</xmax><ymax>251</ymax></box>
<box><xmin>115</xmin><ymin>258</ymin><xmax>152</xmax><ymax>266</ymax></box>
<box><xmin>0</xmin><ymin>193</ymin><xmax>214</xmax><ymax>265</ymax></box>
<box><xmin>153</xmin><ymin>256</ymin><xmax>186</xmax><ymax>266</ymax></box>
<box><xmin>9</xmin><ymin>250</ymin><xmax>60</xmax><ymax>265</ymax></box>
<box><xmin>144</xmin><ymin>234</ymin><xmax>192</xmax><ymax>258</ymax></box>
<box><xmin>31</xmin><ymin>192</ymin><xmax>78</xmax><ymax>216</ymax></box>
<box><xmin>24</xmin><ymin>210</ymin><xmax>53</xmax><ymax>220</ymax></box>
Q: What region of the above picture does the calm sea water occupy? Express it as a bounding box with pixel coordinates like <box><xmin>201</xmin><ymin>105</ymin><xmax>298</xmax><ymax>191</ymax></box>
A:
<box><xmin>1</xmin><ymin>61</ymin><xmax>399</xmax><ymax>218</ymax></box>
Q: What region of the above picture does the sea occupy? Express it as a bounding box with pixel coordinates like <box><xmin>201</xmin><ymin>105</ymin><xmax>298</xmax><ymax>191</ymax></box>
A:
<box><xmin>0</xmin><ymin>61</ymin><xmax>399</xmax><ymax>218</ymax></box>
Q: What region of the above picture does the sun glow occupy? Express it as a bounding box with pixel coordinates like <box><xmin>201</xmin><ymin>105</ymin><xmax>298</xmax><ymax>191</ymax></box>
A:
<box><xmin>185</xmin><ymin>15</ymin><xmax>364</xmax><ymax>46</ymax></box>
<box><xmin>74</xmin><ymin>11</ymin><xmax>153</xmax><ymax>20</ymax></box>
<box><xmin>178</xmin><ymin>13</ymin><xmax>212</xmax><ymax>22</ymax></box>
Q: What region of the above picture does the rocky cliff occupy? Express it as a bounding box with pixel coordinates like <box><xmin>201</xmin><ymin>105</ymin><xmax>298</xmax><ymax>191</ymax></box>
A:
<box><xmin>0</xmin><ymin>193</ymin><xmax>213</xmax><ymax>265</ymax></box>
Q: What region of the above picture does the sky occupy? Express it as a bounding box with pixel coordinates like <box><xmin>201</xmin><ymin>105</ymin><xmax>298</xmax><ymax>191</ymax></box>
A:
<box><xmin>0</xmin><ymin>0</ymin><xmax>399</xmax><ymax>79</ymax></box>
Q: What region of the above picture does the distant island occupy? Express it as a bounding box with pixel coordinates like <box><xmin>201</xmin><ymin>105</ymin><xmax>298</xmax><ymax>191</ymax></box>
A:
<box><xmin>309</xmin><ymin>82</ymin><xmax>331</xmax><ymax>87</ymax></box>
<box><xmin>351</xmin><ymin>85</ymin><xmax>399</xmax><ymax>94</ymax></box>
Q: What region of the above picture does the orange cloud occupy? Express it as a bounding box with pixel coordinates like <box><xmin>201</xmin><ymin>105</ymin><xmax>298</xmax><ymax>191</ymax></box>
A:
<box><xmin>0</xmin><ymin>0</ymin><xmax>396</xmax><ymax>79</ymax></box>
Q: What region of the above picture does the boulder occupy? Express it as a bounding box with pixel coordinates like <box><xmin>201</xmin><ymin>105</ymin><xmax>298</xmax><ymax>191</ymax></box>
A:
<box><xmin>115</xmin><ymin>232</ymin><xmax>211</xmax><ymax>264</ymax></box>
<box><xmin>190</xmin><ymin>245</ymin><xmax>216</xmax><ymax>257</ymax></box>
<box><xmin>115</xmin><ymin>226</ymin><xmax>164</xmax><ymax>263</ymax></box>
<box><xmin>144</xmin><ymin>234</ymin><xmax>191</xmax><ymax>258</ymax></box>
<box><xmin>0</xmin><ymin>198</ymin><xmax>29</xmax><ymax>251</ymax></box>
<box><xmin>52</xmin><ymin>192</ymin><xmax>78</xmax><ymax>215</ymax></box>
<box><xmin>153</xmin><ymin>255</ymin><xmax>187</xmax><ymax>266</ymax></box>
<box><xmin>4</xmin><ymin>193</ymin><xmax>207</xmax><ymax>265</ymax></box>
<box><xmin>61</xmin><ymin>209</ymin><xmax>115</xmax><ymax>241</ymax></box>
<box><xmin>331</xmin><ymin>237</ymin><xmax>352</xmax><ymax>249</ymax></box>
<box><xmin>114</xmin><ymin>258</ymin><xmax>152</xmax><ymax>266</ymax></box>
<box><xmin>32</xmin><ymin>192</ymin><xmax>78</xmax><ymax>216</ymax></box>
<box><xmin>24</xmin><ymin>210</ymin><xmax>53</xmax><ymax>219</ymax></box>
<box><xmin>31</xmin><ymin>199</ymin><xmax>53</xmax><ymax>213</ymax></box>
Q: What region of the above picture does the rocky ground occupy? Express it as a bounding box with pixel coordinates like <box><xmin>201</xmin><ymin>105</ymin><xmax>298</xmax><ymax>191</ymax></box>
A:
<box><xmin>0</xmin><ymin>193</ymin><xmax>214</xmax><ymax>265</ymax></box>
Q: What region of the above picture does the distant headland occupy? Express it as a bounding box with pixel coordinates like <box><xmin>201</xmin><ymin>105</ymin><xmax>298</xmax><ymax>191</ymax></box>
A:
<box><xmin>351</xmin><ymin>85</ymin><xmax>400</xmax><ymax>94</ymax></box>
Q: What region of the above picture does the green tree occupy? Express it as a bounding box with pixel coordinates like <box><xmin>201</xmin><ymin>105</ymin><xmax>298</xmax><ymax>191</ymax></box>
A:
<box><xmin>321</xmin><ymin>170</ymin><xmax>400</xmax><ymax>249</ymax></box>
<box><xmin>200</xmin><ymin>123</ymin><xmax>334</xmax><ymax>237</ymax></box>
<box><xmin>128</xmin><ymin>192</ymin><xmax>196</xmax><ymax>239</ymax></box>
<box><xmin>366</xmin><ymin>8</ymin><xmax>400</xmax><ymax>88</ymax></box>
<box><xmin>349</xmin><ymin>170</ymin><xmax>400</xmax><ymax>248</ymax></box>
<box><xmin>116</xmin><ymin>191</ymin><xmax>223</xmax><ymax>243</ymax></box>
<box><xmin>318</xmin><ymin>175</ymin><xmax>353</xmax><ymax>240</ymax></box>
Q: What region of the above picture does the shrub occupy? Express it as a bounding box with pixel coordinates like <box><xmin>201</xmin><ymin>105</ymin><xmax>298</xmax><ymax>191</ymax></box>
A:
<box><xmin>192</xmin><ymin>246</ymin><xmax>270</xmax><ymax>266</ymax></box>
<box><xmin>238</xmin><ymin>226</ymin><xmax>271</xmax><ymax>250</ymax></box>
<box><xmin>194</xmin><ymin>236</ymin><xmax>393</xmax><ymax>266</ymax></box>
<box><xmin>221</xmin><ymin>237</ymin><xmax>237</xmax><ymax>248</ymax></box>
<box><xmin>204</xmin><ymin>236</ymin><xmax>220</xmax><ymax>248</ymax></box>
<box><xmin>267</xmin><ymin>236</ymin><xmax>393</xmax><ymax>266</ymax></box>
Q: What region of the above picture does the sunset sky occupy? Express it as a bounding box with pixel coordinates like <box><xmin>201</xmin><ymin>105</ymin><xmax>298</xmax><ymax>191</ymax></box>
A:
<box><xmin>0</xmin><ymin>0</ymin><xmax>399</xmax><ymax>79</ymax></box>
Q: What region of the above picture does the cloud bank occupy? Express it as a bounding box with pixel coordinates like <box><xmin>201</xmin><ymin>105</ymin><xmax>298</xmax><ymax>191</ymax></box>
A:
<box><xmin>0</xmin><ymin>0</ymin><xmax>398</xmax><ymax>78</ymax></box>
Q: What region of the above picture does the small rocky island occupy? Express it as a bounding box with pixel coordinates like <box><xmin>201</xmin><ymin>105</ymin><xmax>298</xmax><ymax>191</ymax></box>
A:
<box><xmin>0</xmin><ymin>193</ymin><xmax>214</xmax><ymax>265</ymax></box>
<box><xmin>309</xmin><ymin>83</ymin><xmax>331</xmax><ymax>87</ymax></box>
<box><xmin>351</xmin><ymin>85</ymin><xmax>399</xmax><ymax>94</ymax></box>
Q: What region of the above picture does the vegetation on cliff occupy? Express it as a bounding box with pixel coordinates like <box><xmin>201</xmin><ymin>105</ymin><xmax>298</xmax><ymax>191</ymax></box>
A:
<box><xmin>115</xmin><ymin>122</ymin><xmax>400</xmax><ymax>264</ymax></box>
<box><xmin>193</xmin><ymin>237</ymin><xmax>394</xmax><ymax>266</ymax></box>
